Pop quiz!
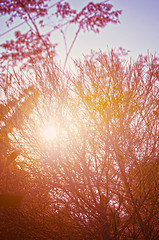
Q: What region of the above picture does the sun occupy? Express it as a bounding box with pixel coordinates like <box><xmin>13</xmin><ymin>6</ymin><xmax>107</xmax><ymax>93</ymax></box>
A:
<box><xmin>42</xmin><ymin>124</ymin><xmax>57</xmax><ymax>141</ymax></box>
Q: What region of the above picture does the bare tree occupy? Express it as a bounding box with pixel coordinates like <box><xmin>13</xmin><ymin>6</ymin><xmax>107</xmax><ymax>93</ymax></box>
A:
<box><xmin>1</xmin><ymin>50</ymin><xmax>158</xmax><ymax>239</ymax></box>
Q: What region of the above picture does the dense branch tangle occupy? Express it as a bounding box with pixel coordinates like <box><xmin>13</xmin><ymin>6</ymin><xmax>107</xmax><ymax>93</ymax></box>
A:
<box><xmin>1</xmin><ymin>50</ymin><xmax>157</xmax><ymax>239</ymax></box>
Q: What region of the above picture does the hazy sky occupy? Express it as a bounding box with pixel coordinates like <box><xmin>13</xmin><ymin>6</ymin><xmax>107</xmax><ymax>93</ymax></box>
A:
<box><xmin>67</xmin><ymin>0</ymin><xmax>159</xmax><ymax>61</ymax></box>
<box><xmin>0</xmin><ymin>0</ymin><xmax>159</xmax><ymax>66</ymax></box>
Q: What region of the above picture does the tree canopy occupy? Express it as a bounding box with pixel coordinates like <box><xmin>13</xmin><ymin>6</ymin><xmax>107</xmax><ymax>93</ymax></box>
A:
<box><xmin>0</xmin><ymin>49</ymin><xmax>158</xmax><ymax>239</ymax></box>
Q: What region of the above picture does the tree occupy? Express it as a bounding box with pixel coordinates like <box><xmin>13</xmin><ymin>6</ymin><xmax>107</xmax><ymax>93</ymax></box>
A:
<box><xmin>0</xmin><ymin>0</ymin><xmax>121</xmax><ymax>69</ymax></box>
<box><xmin>1</xmin><ymin>50</ymin><xmax>158</xmax><ymax>239</ymax></box>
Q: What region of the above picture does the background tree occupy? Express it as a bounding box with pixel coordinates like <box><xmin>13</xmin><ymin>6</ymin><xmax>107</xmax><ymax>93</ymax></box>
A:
<box><xmin>0</xmin><ymin>0</ymin><xmax>121</xmax><ymax>69</ymax></box>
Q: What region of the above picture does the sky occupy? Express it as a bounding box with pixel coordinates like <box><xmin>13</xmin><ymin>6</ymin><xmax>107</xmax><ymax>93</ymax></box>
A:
<box><xmin>68</xmin><ymin>0</ymin><xmax>159</xmax><ymax>62</ymax></box>
<box><xmin>0</xmin><ymin>0</ymin><xmax>159</xmax><ymax>67</ymax></box>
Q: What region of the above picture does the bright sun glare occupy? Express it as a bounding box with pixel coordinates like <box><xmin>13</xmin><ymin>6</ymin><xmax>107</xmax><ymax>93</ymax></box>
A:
<box><xmin>42</xmin><ymin>125</ymin><xmax>57</xmax><ymax>141</ymax></box>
